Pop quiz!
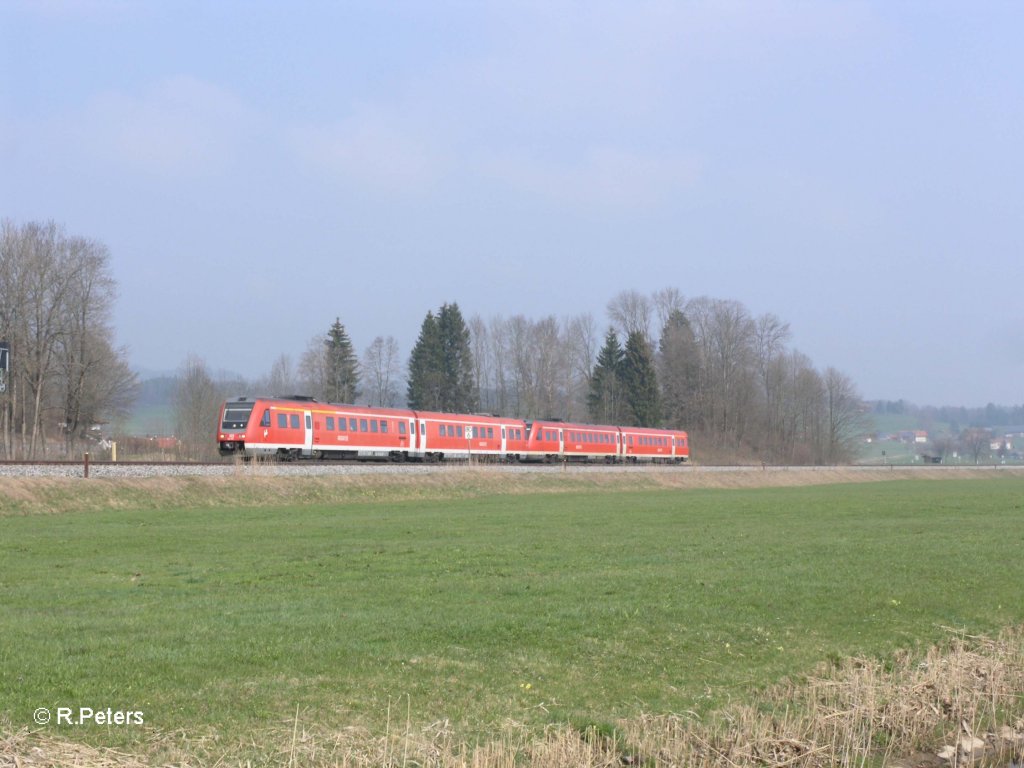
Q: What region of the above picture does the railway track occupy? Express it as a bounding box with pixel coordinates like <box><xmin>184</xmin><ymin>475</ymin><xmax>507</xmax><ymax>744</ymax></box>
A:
<box><xmin>0</xmin><ymin>459</ymin><xmax>1019</xmax><ymax>479</ymax></box>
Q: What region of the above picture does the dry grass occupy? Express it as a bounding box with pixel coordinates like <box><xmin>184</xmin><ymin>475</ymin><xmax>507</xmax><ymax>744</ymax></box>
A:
<box><xmin>4</xmin><ymin>627</ymin><xmax>1023</xmax><ymax>767</ymax></box>
<box><xmin>3</xmin><ymin>465</ymin><xmax>1023</xmax><ymax>517</ymax></box>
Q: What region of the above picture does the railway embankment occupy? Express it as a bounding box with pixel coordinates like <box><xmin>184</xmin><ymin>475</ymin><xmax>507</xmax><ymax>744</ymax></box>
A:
<box><xmin>1</xmin><ymin>463</ymin><xmax>1022</xmax><ymax>516</ymax></box>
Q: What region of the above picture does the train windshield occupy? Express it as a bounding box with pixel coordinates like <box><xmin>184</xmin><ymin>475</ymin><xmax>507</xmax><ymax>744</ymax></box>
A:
<box><xmin>221</xmin><ymin>401</ymin><xmax>255</xmax><ymax>430</ymax></box>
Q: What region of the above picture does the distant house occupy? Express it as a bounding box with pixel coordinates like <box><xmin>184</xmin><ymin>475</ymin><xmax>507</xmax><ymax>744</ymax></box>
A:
<box><xmin>991</xmin><ymin>437</ymin><xmax>1013</xmax><ymax>452</ymax></box>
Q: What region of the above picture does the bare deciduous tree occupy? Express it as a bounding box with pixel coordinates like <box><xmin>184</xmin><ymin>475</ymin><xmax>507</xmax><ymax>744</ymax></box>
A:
<box><xmin>607</xmin><ymin>289</ymin><xmax>652</xmax><ymax>341</ymax></box>
<box><xmin>960</xmin><ymin>427</ymin><xmax>991</xmax><ymax>464</ymax></box>
<box><xmin>362</xmin><ymin>335</ymin><xmax>401</xmax><ymax>407</ymax></box>
<box><xmin>173</xmin><ymin>354</ymin><xmax>221</xmax><ymax>461</ymax></box>
<box><xmin>0</xmin><ymin>220</ymin><xmax>137</xmax><ymax>458</ymax></box>
<box><xmin>823</xmin><ymin>367</ymin><xmax>866</xmax><ymax>464</ymax></box>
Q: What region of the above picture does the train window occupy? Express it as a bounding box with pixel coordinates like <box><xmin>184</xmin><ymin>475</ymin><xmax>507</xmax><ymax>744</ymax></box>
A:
<box><xmin>370</xmin><ymin>420</ymin><xmax>378</xmax><ymax>433</ymax></box>
<box><xmin>438</xmin><ymin>425</ymin><xmax>446</xmax><ymax>437</ymax></box>
<box><xmin>380</xmin><ymin>421</ymin><xmax>388</xmax><ymax>433</ymax></box>
<box><xmin>326</xmin><ymin>417</ymin><xmax>335</xmax><ymax>430</ymax></box>
<box><xmin>456</xmin><ymin>426</ymin><xmax>464</xmax><ymax>438</ymax></box>
<box><xmin>290</xmin><ymin>414</ymin><xmax>300</xmax><ymax>429</ymax></box>
<box><xmin>398</xmin><ymin>421</ymin><xmax>406</xmax><ymax>435</ymax></box>
<box><xmin>360</xmin><ymin>419</ymin><xmax>368</xmax><ymax>432</ymax></box>
<box><xmin>347</xmin><ymin>418</ymin><xmax>356</xmax><ymax>431</ymax></box>
<box><xmin>260</xmin><ymin>410</ymin><xmax>271</xmax><ymax>427</ymax></box>
<box><xmin>420</xmin><ymin>422</ymin><xmax>425</xmax><ymax>436</ymax></box>
<box><xmin>338</xmin><ymin>418</ymin><xmax>346</xmax><ymax>431</ymax></box>
<box><xmin>628</xmin><ymin>436</ymin><xmax>634</xmax><ymax>446</ymax></box>
<box><xmin>488</xmin><ymin>427</ymin><xmax>494</xmax><ymax>439</ymax></box>
<box><xmin>278</xmin><ymin>414</ymin><xmax>287</xmax><ymax>428</ymax></box>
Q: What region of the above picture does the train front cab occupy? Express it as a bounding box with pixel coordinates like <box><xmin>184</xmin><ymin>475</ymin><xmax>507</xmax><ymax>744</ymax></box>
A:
<box><xmin>219</xmin><ymin>398</ymin><xmax>256</xmax><ymax>457</ymax></box>
<box><xmin>219</xmin><ymin>397</ymin><xmax>314</xmax><ymax>460</ymax></box>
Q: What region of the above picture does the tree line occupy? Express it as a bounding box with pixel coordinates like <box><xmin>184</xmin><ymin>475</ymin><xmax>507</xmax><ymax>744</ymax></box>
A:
<box><xmin>180</xmin><ymin>289</ymin><xmax>867</xmax><ymax>464</ymax></box>
<box><xmin>0</xmin><ymin>220</ymin><xmax>137</xmax><ymax>459</ymax></box>
<box><xmin>0</xmin><ymin>219</ymin><xmax>869</xmax><ymax>464</ymax></box>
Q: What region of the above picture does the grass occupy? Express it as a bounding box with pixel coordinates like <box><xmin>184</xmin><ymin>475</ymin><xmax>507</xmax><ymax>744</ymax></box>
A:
<box><xmin>1</xmin><ymin>474</ymin><xmax>1024</xmax><ymax>763</ymax></box>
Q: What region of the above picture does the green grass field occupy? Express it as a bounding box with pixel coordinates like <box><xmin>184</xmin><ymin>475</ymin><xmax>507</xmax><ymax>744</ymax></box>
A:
<box><xmin>2</xmin><ymin>476</ymin><xmax>1023</xmax><ymax>759</ymax></box>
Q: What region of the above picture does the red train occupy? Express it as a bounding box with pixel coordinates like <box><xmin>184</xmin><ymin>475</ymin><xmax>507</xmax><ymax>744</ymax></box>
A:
<box><xmin>217</xmin><ymin>396</ymin><xmax>690</xmax><ymax>464</ymax></box>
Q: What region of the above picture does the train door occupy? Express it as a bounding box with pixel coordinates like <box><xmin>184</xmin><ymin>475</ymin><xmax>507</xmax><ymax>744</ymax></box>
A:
<box><xmin>303</xmin><ymin>411</ymin><xmax>314</xmax><ymax>457</ymax></box>
<box><xmin>402</xmin><ymin>417</ymin><xmax>415</xmax><ymax>454</ymax></box>
<box><xmin>418</xmin><ymin>418</ymin><xmax>428</xmax><ymax>456</ymax></box>
<box><xmin>501</xmin><ymin>426</ymin><xmax>507</xmax><ymax>455</ymax></box>
<box><xmin>558</xmin><ymin>429</ymin><xmax>564</xmax><ymax>457</ymax></box>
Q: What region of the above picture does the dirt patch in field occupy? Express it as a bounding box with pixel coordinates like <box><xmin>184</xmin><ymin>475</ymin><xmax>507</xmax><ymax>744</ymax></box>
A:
<box><xmin>1</xmin><ymin>465</ymin><xmax>1022</xmax><ymax>517</ymax></box>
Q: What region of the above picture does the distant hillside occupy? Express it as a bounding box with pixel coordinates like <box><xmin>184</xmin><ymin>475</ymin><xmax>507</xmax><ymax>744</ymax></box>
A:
<box><xmin>124</xmin><ymin>376</ymin><xmax>177</xmax><ymax>436</ymax></box>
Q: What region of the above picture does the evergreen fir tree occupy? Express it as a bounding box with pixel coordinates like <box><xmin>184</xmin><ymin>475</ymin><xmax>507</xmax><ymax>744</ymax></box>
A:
<box><xmin>325</xmin><ymin>318</ymin><xmax>360</xmax><ymax>403</ymax></box>
<box><xmin>406</xmin><ymin>311</ymin><xmax>443</xmax><ymax>409</ymax></box>
<box><xmin>622</xmin><ymin>330</ymin><xmax>660</xmax><ymax>427</ymax></box>
<box><xmin>587</xmin><ymin>328</ymin><xmax>625</xmax><ymax>423</ymax></box>
<box><xmin>406</xmin><ymin>303</ymin><xmax>477</xmax><ymax>412</ymax></box>
<box><xmin>436</xmin><ymin>302</ymin><xmax>477</xmax><ymax>412</ymax></box>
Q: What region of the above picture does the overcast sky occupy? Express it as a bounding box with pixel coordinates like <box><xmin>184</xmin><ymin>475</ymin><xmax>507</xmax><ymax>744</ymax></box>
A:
<box><xmin>2</xmin><ymin>1</ymin><xmax>1021</xmax><ymax>406</ymax></box>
